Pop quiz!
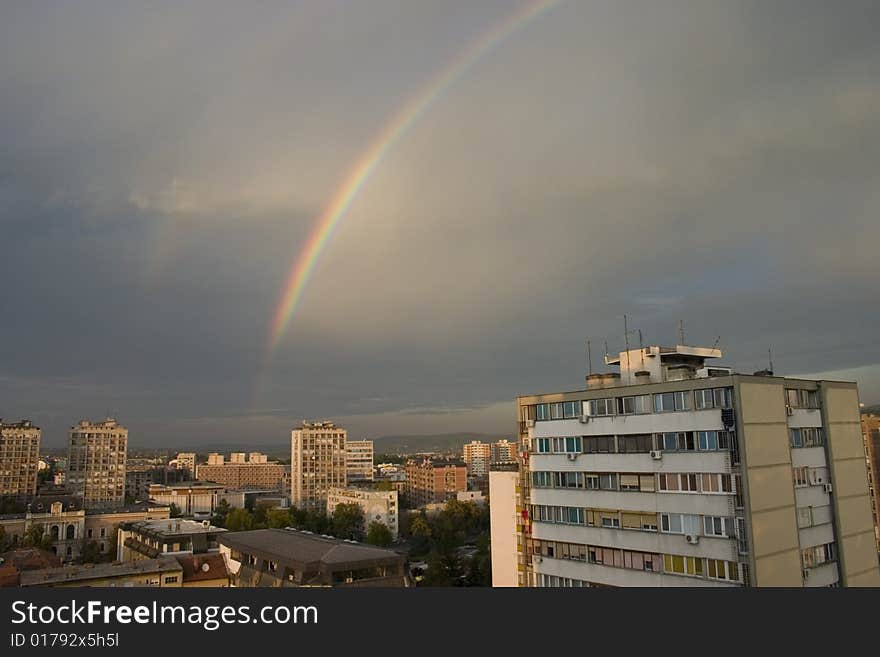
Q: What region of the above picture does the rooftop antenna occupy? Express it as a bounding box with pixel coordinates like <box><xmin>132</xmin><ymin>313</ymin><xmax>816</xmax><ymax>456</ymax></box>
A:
<box><xmin>678</xmin><ymin>319</ymin><xmax>685</xmax><ymax>346</ymax></box>
<box><xmin>604</xmin><ymin>340</ymin><xmax>609</xmax><ymax>361</ymax></box>
<box><xmin>623</xmin><ymin>315</ymin><xmax>631</xmax><ymax>373</ymax></box>
<box><xmin>638</xmin><ymin>329</ymin><xmax>645</xmax><ymax>368</ymax></box>
<box><xmin>711</xmin><ymin>336</ymin><xmax>721</xmax><ymax>352</ymax></box>
<box><xmin>769</xmin><ymin>346</ymin><xmax>774</xmax><ymax>374</ymax></box>
<box><xmin>587</xmin><ymin>340</ymin><xmax>593</xmax><ymax>376</ymax></box>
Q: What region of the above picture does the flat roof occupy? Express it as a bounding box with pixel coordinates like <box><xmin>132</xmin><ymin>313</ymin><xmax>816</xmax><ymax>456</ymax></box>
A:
<box><xmin>123</xmin><ymin>519</ymin><xmax>226</xmax><ymax>537</ymax></box>
<box><xmin>219</xmin><ymin>528</ymin><xmax>403</xmax><ymax>567</ymax></box>
<box><xmin>20</xmin><ymin>557</ymin><xmax>181</xmax><ymax>586</ymax></box>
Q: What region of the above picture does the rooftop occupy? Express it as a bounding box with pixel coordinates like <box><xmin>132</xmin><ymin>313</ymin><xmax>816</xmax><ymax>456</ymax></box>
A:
<box><xmin>175</xmin><ymin>553</ymin><xmax>229</xmax><ymax>583</ymax></box>
<box><xmin>19</xmin><ymin>557</ymin><xmax>181</xmax><ymax>586</ymax></box>
<box><xmin>122</xmin><ymin>518</ymin><xmax>226</xmax><ymax>537</ymax></box>
<box><xmin>219</xmin><ymin>528</ymin><xmax>403</xmax><ymax>567</ymax></box>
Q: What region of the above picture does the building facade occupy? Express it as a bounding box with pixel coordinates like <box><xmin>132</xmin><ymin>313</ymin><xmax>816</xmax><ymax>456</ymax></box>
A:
<box><xmin>0</xmin><ymin>419</ymin><xmax>41</xmax><ymax>500</ymax></box>
<box><xmin>346</xmin><ymin>440</ymin><xmax>374</xmax><ymax>483</ymax></box>
<box><xmin>404</xmin><ymin>459</ymin><xmax>467</xmax><ymax>508</ymax></box>
<box><xmin>19</xmin><ymin>557</ymin><xmax>183</xmax><ymax>588</ymax></box>
<box><xmin>195</xmin><ymin>453</ymin><xmax>285</xmax><ymax>491</ymax></box>
<box><xmin>861</xmin><ymin>413</ymin><xmax>880</xmax><ymax>547</ymax></box>
<box><xmin>496</xmin><ymin>344</ymin><xmax>880</xmax><ymax>588</ymax></box>
<box><xmin>147</xmin><ymin>482</ymin><xmax>225</xmax><ymax>518</ymax></box>
<box><xmin>175</xmin><ymin>452</ymin><xmax>196</xmax><ymax>477</ymax></box>
<box><xmin>491</xmin><ymin>440</ymin><xmax>518</xmax><ymax>465</ymax></box>
<box><xmin>117</xmin><ymin>518</ymin><xmax>226</xmax><ymax>562</ymax></box>
<box><xmin>290</xmin><ymin>421</ymin><xmax>347</xmax><ymax>510</ymax></box>
<box><xmin>463</xmin><ymin>441</ymin><xmax>491</xmax><ymax>477</ymax></box>
<box><xmin>326</xmin><ymin>487</ymin><xmax>398</xmax><ymax>539</ymax></box>
<box><xmin>67</xmin><ymin>418</ymin><xmax>127</xmax><ymax>509</ymax></box>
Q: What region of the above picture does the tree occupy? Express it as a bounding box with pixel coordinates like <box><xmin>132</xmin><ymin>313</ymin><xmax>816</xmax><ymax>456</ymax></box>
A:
<box><xmin>169</xmin><ymin>503</ymin><xmax>182</xmax><ymax>518</ymax></box>
<box><xmin>0</xmin><ymin>525</ymin><xmax>8</xmax><ymax>552</ymax></box>
<box><xmin>422</xmin><ymin>550</ymin><xmax>464</xmax><ymax>587</ymax></box>
<box><xmin>266</xmin><ymin>508</ymin><xmax>292</xmax><ymax>529</ymax></box>
<box><xmin>212</xmin><ymin>499</ymin><xmax>232</xmax><ymax>528</ymax></box>
<box><xmin>224</xmin><ymin>508</ymin><xmax>255</xmax><ymax>532</ymax></box>
<box><xmin>330</xmin><ymin>503</ymin><xmax>365</xmax><ymax>541</ymax></box>
<box><xmin>374</xmin><ymin>480</ymin><xmax>396</xmax><ymax>491</ymax></box>
<box><xmin>23</xmin><ymin>524</ymin><xmax>53</xmax><ymax>551</ymax></box>
<box><xmin>366</xmin><ymin>521</ymin><xmax>393</xmax><ymax>547</ymax></box>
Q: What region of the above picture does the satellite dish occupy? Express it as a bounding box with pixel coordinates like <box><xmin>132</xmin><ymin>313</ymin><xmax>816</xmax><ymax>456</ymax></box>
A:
<box><xmin>201</xmin><ymin>562</ymin><xmax>210</xmax><ymax>572</ymax></box>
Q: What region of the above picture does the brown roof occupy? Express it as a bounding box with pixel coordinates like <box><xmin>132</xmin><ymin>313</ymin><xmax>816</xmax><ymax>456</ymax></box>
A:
<box><xmin>0</xmin><ymin>548</ymin><xmax>62</xmax><ymax>571</ymax></box>
<box><xmin>175</xmin><ymin>554</ymin><xmax>228</xmax><ymax>583</ymax></box>
<box><xmin>0</xmin><ymin>565</ymin><xmax>20</xmax><ymax>587</ymax></box>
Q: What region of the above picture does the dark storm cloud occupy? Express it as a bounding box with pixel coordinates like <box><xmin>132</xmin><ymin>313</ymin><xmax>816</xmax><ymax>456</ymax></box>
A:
<box><xmin>1</xmin><ymin>1</ymin><xmax>879</xmax><ymax>446</ymax></box>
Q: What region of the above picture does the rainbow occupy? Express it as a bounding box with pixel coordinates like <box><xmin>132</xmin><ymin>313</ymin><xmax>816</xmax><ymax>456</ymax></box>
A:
<box><xmin>265</xmin><ymin>0</ymin><xmax>561</xmax><ymax>357</ymax></box>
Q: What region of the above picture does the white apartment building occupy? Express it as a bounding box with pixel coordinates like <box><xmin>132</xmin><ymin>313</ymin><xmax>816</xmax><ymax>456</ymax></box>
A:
<box><xmin>491</xmin><ymin>440</ymin><xmax>518</xmax><ymax>464</ymax></box>
<box><xmin>491</xmin><ymin>344</ymin><xmax>880</xmax><ymax>588</ymax></box>
<box><xmin>326</xmin><ymin>487</ymin><xmax>399</xmax><ymax>539</ymax></box>
<box><xmin>175</xmin><ymin>453</ymin><xmax>196</xmax><ymax>476</ymax></box>
<box><xmin>148</xmin><ymin>482</ymin><xmax>225</xmax><ymax>519</ymax></box>
<box><xmin>291</xmin><ymin>421</ymin><xmax>347</xmax><ymax>510</ymax></box>
<box><xmin>346</xmin><ymin>440</ymin><xmax>374</xmax><ymax>483</ymax></box>
<box><xmin>463</xmin><ymin>440</ymin><xmax>491</xmax><ymax>477</ymax></box>
<box><xmin>67</xmin><ymin>418</ymin><xmax>127</xmax><ymax>509</ymax></box>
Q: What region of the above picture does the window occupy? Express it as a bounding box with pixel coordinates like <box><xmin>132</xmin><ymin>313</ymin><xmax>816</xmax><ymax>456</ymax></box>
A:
<box><xmin>164</xmin><ymin>576</ymin><xmax>178</xmax><ymax>584</ymax></box>
<box><xmin>663</xmin><ymin>554</ymin><xmax>704</xmax><ymax>577</ymax></box>
<box><xmin>588</xmin><ymin>398</ymin><xmax>615</xmax><ymax>417</ymax></box>
<box><xmin>562</xmin><ymin>471</ymin><xmax>582</xmax><ymax>488</ymax></box>
<box><xmin>617</xmin><ymin>394</ymin><xmax>651</xmax><ymax>415</ymax></box>
<box><xmin>618</xmin><ymin>434</ymin><xmax>653</xmax><ymax>453</ymax></box>
<box><xmin>601</xmin><ymin>513</ymin><xmax>620</xmax><ymax>528</ymax></box>
<box><xmin>661</xmin><ymin>513</ymin><xmax>700</xmax><ymax>534</ymax></box>
<box><xmin>639</xmin><ymin>474</ymin><xmax>655</xmax><ymax>492</ymax></box>
<box><xmin>599</xmin><ymin>474</ymin><xmax>618</xmax><ymax>490</ymax></box>
<box><xmin>661</xmin><ymin>432</ymin><xmax>695</xmax><ymax>451</ymax></box>
<box><xmin>789</xmin><ymin>428</ymin><xmax>803</xmax><ymax>448</ymax></box>
<box><xmin>797</xmin><ymin>507</ymin><xmax>812</xmax><ymax>529</ymax></box>
<box><xmin>809</xmin><ymin>467</ymin><xmax>829</xmax><ymax>486</ymax></box>
<box><xmin>565</xmin><ymin>436</ymin><xmax>582</xmax><ymax>453</ymax></box>
<box><xmin>550</xmin><ymin>403</ymin><xmax>564</xmax><ymax>420</ymax></box>
<box><xmin>563</xmin><ymin>401</ymin><xmax>581</xmax><ymax>418</ymax></box>
<box><xmin>787</xmin><ymin>389</ymin><xmax>819</xmax><ymax>409</ymax></box>
<box><xmin>703</xmin><ymin>516</ymin><xmax>728</xmax><ymax>537</ymax></box>
<box><xmin>583</xmin><ymin>436</ymin><xmax>615</xmax><ymax>453</ymax></box>
<box><xmin>619</xmin><ymin>474</ymin><xmax>640</xmax><ymax>491</ymax></box>
<box><xmin>793</xmin><ymin>466</ymin><xmax>809</xmax><ymax>487</ymax></box>
<box><xmin>673</xmin><ymin>391</ymin><xmax>692</xmax><ymax>411</ymax></box>
<box><xmin>701</xmin><ymin>473</ymin><xmax>719</xmax><ymax>493</ymax></box>
<box><xmin>585</xmin><ymin>474</ymin><xmax>600</xmax><ymax>490</ymax></box>
<box><xmin>695</xmin><ymin>387</ymin><xmax>733</xmax><ymax>410</ymax></box>
<box><xmin>535</xmin><ymin>438</ymin><xmax>550</xmax><ymax>453</ymax></box>
<box><xmin>654</xmin><ymin>392</ymin><xmax>675</xmax><ymax>412</ymax></box>
<box><xmin>680</xmin><ymin>474</ymin><xmax>699</xmax><ymax>492</ymax></box>
<box><xmin>532</xmin><ymin>471</ymin><xmax>551</xmax><ymax>487</ymax></box>
<box><xmin>697</xmin><ymin>431</ymin><xmax>718</xmax><ymax>451</ymax></box>
<box><xmin>707</xmin><ymin>559</ymin><xmax>739</xmax><ymax>581</ymax></box>
<box><xmin>658</xmin><ymin>473</ymin><xmax>679</xmax><ymax>491</ymax></box>
<box><xmin>536</xmin><ymin>404</ymin><xmax>550</xmax><ymax>421</ymax></box>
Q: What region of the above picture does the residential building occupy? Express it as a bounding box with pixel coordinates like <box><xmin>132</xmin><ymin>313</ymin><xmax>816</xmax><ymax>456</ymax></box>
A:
<box><xmin>491</xmin><ymin>439</ymin><xmax>518</xmax><ymax>464</ymax></box>
<box><xmin>290</xmin><ymin>421</ymin><xmax>347</xmax><ymax>510</ymax></box>
<box><xmin>326</xmin><ymin>487</ymin><xmax>399</xmax><ymax>539</ymax></box>
<box><xmin>194</xmin><ymin>452</ymin><xmax>285</xmax><ymax>491</ymax></box>
<box><xmin>147</xmin><ymin>481</ymin><xmax>225</xmax><ymax>518</ymax></box>
<box><xmin>499</xmin><ymin>343</ymin><xmax>880</xmax><ymax>588</ymax></box>
<box><xmin>67</xmin><ymin>418</ymin><xmax>127</xmax><ymax>509</ymax></box>
<box><xmin>346</xmin><ymin>440</ymin><xmax>374</xmax><ymax>483</ymax></box>
<box><xmin>218</xmin><ymin>528</ymin><xmax>408</xmax><ymax>587</ymax></box>
<box><xmin>861</xmin><ymin>413</ymin><xmax>880</xmax><ymax>547</ymax></box>
<box><xmin>0</xmin><ymin>419</ymin><xmax>41</xmax><ymax>499</ymax></box>
<box><xmin>489</xmin><ymin>465</ymin><xmax>520</xmax><ymax>587</ymax></box>
<box><xmin>463</xmin><ymin>440</ymin><xmax>491</xmax><ymax>477</ymax></box>
<box><xmin>404</xmin><ymin>458</ymin><xmax>467</xmax><ymax>508</ymax></box>
<box><xmin>19</xmin><ymin>557</ymin><xmax>184</xmax><ymax>588</ymax></box>
<box><xmin>117</xmin><ymin>518</ymin><xmax>226</xmax><ymax>562</ymax></box>
<box><xmin>175</xmin><ymin>452</ymin><xmax>196</xmax><ymax>477</ymax></box>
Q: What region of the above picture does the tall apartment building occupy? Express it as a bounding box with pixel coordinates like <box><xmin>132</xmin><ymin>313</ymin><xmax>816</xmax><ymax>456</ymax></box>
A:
<box><xmin>194</xmin><ymin>452</ymin><xmax>285</xmax><ymax>491</ymax></box>
<box><xmin>67</xmin><ymin>418</ymin><xmax>127</xmax><ymax>510</ymax></box>
<box><xmin>492</xmin><ymin>344</ymin><xmax>880</xmax><ymax>588</ymax></box>
<box><xmin>404</xmin><ymin>458</ymin><xmax>467</xmax><ymax>508</ymax></box>
<box><xmin>175</xmin><ymin>452</ymin><xmax>196</xmax><ymax>477</ymax></box>
<box><xmin>860</xmin><ymin>413</ymin><xmax>880</xmax><ymax>547</ymax></box>
<box><xmin>346</xmin><ymin>440</ymin><xmax>374</xmax><ymax>483</ymax></box>
<box><xmin>0</xmin><ymin>419</ymin><xmax>41</xmax><ymax>499</ymax></box>
<box><xmin>491</xmin><ymin>439</ymin><xmax>518</xmax><ymax>464</ymax></box>
<box><xmin>290</xmin><ymin>421</ymin><xmax>347</xmax><ymax>510</ymax></box>
<box><xmin>463</xmin><ymin>441</ymin><xmax>492</xmax><ymax>477</ymax></box>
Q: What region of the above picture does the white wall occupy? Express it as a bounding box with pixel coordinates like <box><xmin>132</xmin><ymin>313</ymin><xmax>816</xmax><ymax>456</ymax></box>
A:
<box><xmin>489</xmin><ymin>471</ymin><xmax>519</xmax><ymax>587</ymax></box>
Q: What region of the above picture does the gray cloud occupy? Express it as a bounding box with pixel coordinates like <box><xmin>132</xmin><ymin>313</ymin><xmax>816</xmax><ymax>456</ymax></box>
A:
<box><xmin>1</xmin><ymin>1</ymin><xmax>879</xmax><ymax>446</ymax></box>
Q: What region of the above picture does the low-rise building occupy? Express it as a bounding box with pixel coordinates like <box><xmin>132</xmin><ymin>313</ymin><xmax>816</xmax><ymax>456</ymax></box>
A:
<box><xmin>147</xmin><ymin>481</ymin><xmax>225</xmax><ymax>518</ymax></box>
<box><xmin>404</xmin><ymin>458</ymin><xmax>467</xmax><ymax>508</ymax></box>
<box><xmin>19</xmin><ymin>557</ymin><xmax>184</xmax><ymax>588</ymax></box>
<box><xmin>117</xmin><ymin>518</ymin><xmax>226</xmax><ymax>562</ymax></box>
<box><xmin>219</xmin><ymin>528</ymin><xmax>408</xmax><ymax>587</ymax></box>
<box><xmin>326</xmin><ymin>487</ymin><xmax>399</xmax><ymax>539</ymax></box>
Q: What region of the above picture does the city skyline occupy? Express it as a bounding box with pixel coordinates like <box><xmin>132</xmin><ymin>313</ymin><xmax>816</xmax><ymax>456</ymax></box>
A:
<box><xmin>3</xmin><ymin>1</ymin><xmax>880</xmax><ymax>448</ymax></box>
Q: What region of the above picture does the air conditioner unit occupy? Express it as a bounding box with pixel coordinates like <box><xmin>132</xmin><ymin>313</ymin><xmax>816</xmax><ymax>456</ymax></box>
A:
<box><xmin>579</xmin><ymin>415</ymin><xmax>590</xmax><ymax>423</ymax></box>
<box><xmin>566</xmin><ymin>453</ymin><xmax>578</xmax><ymax>461</ymax></box>
<box><xmin>650</xmin><ymin>450</ymin><xmax>663</xmax><ymax>460</ymax></box>
<box><xmin>525</xmin><ymin>419</ymin><xmax>535</xmax><ymax>428</ymax></box>
<box><xmin>823</xmin><ymin>483</ymin><xmax>833</xmax><ymax>494</ymax></box>
<box><xmin>685</xmin><ymin>534</ymin><xmax>700</xmax><ymax>545</ymax></box>
<box><xmin>785</xmin><ymin>406</ymin><xmax>794</xmax><ymax>416</ymax></box>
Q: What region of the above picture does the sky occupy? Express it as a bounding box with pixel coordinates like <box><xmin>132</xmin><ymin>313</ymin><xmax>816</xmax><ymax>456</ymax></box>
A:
<box><xmin>1</xmin><ymin>0</ymin><xmax>879</xmax><ymax>447</ymax></box>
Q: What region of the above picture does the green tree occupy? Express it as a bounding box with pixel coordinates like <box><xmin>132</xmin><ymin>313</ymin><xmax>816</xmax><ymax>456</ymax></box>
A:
<box><xmin>374</xmin><ymin>480</ymin><xmax>396</xmax><ymax>491</ymax></box>
<box><xmin>169</xmin><ymin>503</ymin><xmax>182</xmax><ymax>518</ymax></box>
<box><xmin>366</xmin><ymin>521</ymin><xmax>393</xmax><ymax>547</ymax></box>
<box><xmin>330</xmin><ymin>503</ymin><xmax>365</xmax><ymax>540</ymax></box>
<box><xmin>224</xmin><ymin>508</ymin><xmax>255</xmax><ymax>532</ymax></box>
<box><xmin>266</xmin><ymin>508</ymin><xmax>292</xmax><ymax>529</ymax></box>
<box><xmin>422</xmin><ymin>550</ymin><xmax>464</xmax><ymax>587</ymax></box>
<box><xmin>23</xmin><ymin>524</ymin><xmax>53</xmax><ymax>551</ymax></box>
<box><xmin>212</xmin><ymin>499</ymin><xmax>232</xmax><ymax>528</ymax></box>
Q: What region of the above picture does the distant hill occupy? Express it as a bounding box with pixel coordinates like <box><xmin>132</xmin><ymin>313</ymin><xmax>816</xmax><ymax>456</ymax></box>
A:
<box><xmin>372</xmin><ymin>432</ymin><xmax>511</xmax><ymax>455</ymax></box>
